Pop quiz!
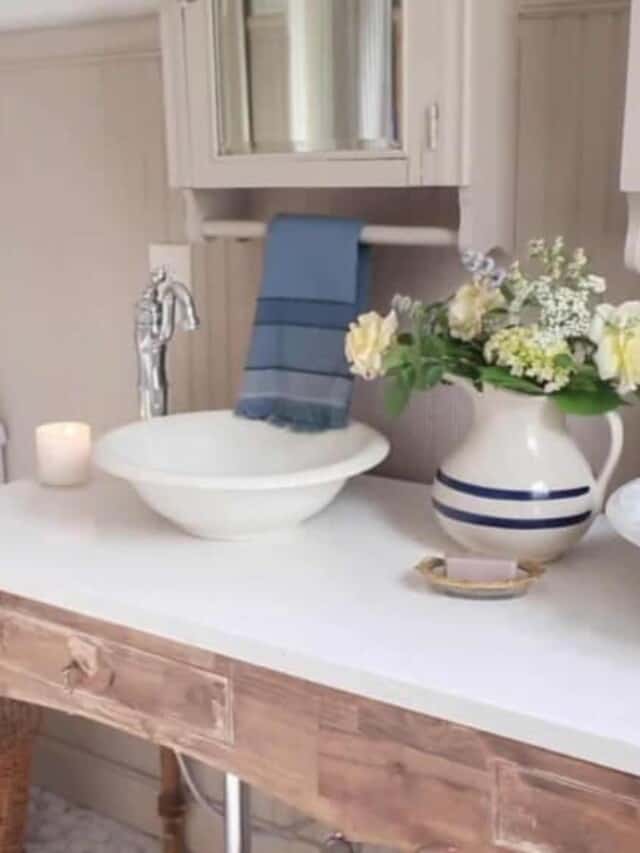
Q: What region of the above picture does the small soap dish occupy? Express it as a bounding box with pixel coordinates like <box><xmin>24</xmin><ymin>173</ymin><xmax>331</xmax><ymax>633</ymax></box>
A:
<box><xmin>415</xmin><ymin>557</ymin><xmax>545</xmax><ymax>599</ymax></box>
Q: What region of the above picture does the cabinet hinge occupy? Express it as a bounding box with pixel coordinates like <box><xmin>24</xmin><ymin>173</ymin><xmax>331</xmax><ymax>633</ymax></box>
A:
<box><xmin>427</xmin><ymin>103</ymin><xmax>440</xmax><ymax>152</ymax></box>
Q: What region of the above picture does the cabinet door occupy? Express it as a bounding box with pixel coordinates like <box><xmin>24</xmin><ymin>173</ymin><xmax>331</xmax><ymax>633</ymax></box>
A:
<box><xmin>164</xmin><ymin>0</ymin><xmax>465</xmax><ymax>188</ymax></box>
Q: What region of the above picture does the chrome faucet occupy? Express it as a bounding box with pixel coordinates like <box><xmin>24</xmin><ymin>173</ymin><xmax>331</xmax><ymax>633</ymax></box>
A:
<box><xmin>135</xmin><ymin>267</ymin><xmax>200</xmax><ymax>420</ymax></box>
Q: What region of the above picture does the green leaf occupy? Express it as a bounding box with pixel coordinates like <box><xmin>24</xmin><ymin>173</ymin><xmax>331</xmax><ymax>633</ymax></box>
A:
<box><xmin>479</xmin><ymin>365</ymin><xmax>545</xmax><ymax>395</ymax></box>
<box><xmin>421</xmin><ymin>335</ymin><xmax>447</xmax><ymax>358</ymax></box>
<box><xmin>574</xmin><ymin>363</ymin><xmax>599</xmax><ymax>379</ymax></box>
<box><xmin>448</xmin><ymin>363</ymin><xmax>482</xmax><ymax>381</ymax></box>
<box><xmin>441</xmin><ymin>336</ymin><xmax>485</xmax><ymax>362</ymax></box>
<box><xmin>552</xmin><ymin>385</ymin><xmax>623</xmax><ymax>415</ymax></box>
<box><xmin>400</xmin><ymin>364</ymin><xmax>416</xmax><ymax>388</ymax></box>
<box><xmin>553</xmin><ymin>353</ymin><xmax>574</xmax><ymax>370</ymax></box>
<box><xmin>567</xmin><ymin>364</ymin><xmax>600</xmax><ymax>391</ymax></box>
<box><xmin>382</xmin><ymin>347</ymin><xmax>410</xmax><ymax>372</ymax></box>
<box><xmin>384</xmin><ymin>378</ymin><xmax>411</xmax><ymax>416</ymax></box>
<box><xmin>415</xmin><ymin>364</ymin><xmax>445</xmax><ymax>390</ymax></box>
<box><xmin>500</xmin><ymin>281</ymin><xmax>514</xmax><ymax>301</ymax></box>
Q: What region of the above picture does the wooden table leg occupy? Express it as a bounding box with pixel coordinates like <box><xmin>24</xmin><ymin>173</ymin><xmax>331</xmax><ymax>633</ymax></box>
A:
<box><xmin>158</xmin><ymin>747</ymin><xmax>186</xmax><ymax>853</ymax></box>
<box><xmin>0</xmin><ymin>699</ymin><xmax>41</xmax><ymax>853</ymax></box>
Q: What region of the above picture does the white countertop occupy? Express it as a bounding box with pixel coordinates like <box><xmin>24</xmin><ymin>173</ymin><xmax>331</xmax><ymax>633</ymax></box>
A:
<box><xmin>0</xmin><ymin>475</ymin><xmax>639</xmax><ymax>776</ymax></box>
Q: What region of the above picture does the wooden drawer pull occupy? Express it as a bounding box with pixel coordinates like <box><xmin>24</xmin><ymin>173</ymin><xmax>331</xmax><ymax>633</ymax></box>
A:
<box><xmin>61</xmin><ymin>660</ymin><xmax>84</xmax><ymax>694</ymax></box>
<box><xmin>62</xmin><ymin>637</ymin><xmax>115</xmax><ymax>694</ymax></box>
<box><xmin>61</xmin><ymin>656</ymin><xmax>115</xmax><ymax>694</ymax></box>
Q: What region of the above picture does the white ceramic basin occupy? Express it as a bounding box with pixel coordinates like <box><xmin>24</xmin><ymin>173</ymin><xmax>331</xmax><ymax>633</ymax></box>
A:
<box><xmin>606</xmin><ymin>479</ymin><xmax>640</xmax><ymax>550</ymax></box>
<box><xmin>93</xmin><ymin>410</ymin><xmax>389</xmax><ymax>540</ymax></box>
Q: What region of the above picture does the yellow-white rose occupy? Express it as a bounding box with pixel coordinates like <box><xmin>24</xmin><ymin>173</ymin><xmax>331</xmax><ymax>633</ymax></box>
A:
<box><xmin>590</xmin><ymin>301</ymin><xmax>640</xmax><ymax>394</ymax></box>
<box><xmin>448</xmin><ymin>278</ymin><xmax>505</xmax><ymax>341</ymax></box>
<box><xmin>345</xmin><ymin>310</ymin><xmax>398</xmax><ymax>380</ymax></box>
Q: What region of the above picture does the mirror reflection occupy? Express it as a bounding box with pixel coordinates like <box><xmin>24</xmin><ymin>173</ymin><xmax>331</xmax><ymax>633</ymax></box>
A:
<box><xmin>213</xmin><ymin>0</ymin><xmax>401</xmax><ymax>155</ymax></box>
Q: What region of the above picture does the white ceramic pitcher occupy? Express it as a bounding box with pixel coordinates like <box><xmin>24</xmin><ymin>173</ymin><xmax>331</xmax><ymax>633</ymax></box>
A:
<box><xmin>432</xmin><ymin>384</ymin><xmax>624</xmax><ymax>562</ymax></box>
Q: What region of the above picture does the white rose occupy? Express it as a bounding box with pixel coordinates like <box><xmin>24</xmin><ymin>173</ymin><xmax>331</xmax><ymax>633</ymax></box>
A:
<box><xmin>590</xmin><ymin>302</ymin><xmax>640</xmax><ymax>394</ymax></box>
<box><xmin>448</xmin><ymin>279</ymin><xmax>505</xmax><ymax>342</ymax></box>
<box><xmin>345</xmin><ymin>310</ymin><xmax>398</xmax><ymax>380</ymax></box>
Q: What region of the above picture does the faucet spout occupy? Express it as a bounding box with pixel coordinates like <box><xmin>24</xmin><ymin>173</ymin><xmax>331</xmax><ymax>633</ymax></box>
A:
<box><xmin>168</xmin><ymin>280</ymin><xmax>200</xmax><ymax>332</ymax></box>
<box><xmin>135</xmin><ymin>267</ymin><xmax>200</xmax><ymax>420</ymax></box>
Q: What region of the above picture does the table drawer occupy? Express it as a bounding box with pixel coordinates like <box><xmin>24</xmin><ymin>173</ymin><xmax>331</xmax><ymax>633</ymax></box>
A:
<box><xmin>0</xmin><ymin>610</ymin><xmax>233</xmax><ymax>745</ymax></box>
<box><xmin>494</xmin><ymin>760</ymin><xmax>640</xmax><ymax>852</ymax></box>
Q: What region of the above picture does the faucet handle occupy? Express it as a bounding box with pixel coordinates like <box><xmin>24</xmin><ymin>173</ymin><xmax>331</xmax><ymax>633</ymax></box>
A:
<box><xmin>150</xmin><ymin>266</ymin><xmax>169</xmax><ymax>289</ymax></box>
<box><xmin>143</xmin><ymin>267</ymin><xmax>177</xmax><ymax>343</ymax></box>
<box><xmin>135</xmin><ymin>288</ymin><xmax>163</xmax><ymax>339</ymax></box>
<box><xmin>136</xmin><ymin>266</ymin><xmax>199</xmax><ymax>420</ymax></box>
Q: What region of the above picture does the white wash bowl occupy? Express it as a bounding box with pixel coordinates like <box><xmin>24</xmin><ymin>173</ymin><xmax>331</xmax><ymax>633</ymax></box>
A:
<box><xmin>93</xmin><ymin>411</ymin><xmax>389</xmax><ymax>540</ymax></box>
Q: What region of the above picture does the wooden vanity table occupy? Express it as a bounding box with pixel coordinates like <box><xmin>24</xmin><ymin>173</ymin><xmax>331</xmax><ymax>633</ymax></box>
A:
<box><xmin>0</xmin><ymin>475</ymin><xmax>639</xmax><ymax>852</ymax></box>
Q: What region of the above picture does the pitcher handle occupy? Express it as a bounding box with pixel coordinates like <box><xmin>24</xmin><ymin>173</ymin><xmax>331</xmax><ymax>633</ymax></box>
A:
<box><xmin>593</xmin><ymin>411</ymin><xmax>624</xmax><ymax>512</ymax></box>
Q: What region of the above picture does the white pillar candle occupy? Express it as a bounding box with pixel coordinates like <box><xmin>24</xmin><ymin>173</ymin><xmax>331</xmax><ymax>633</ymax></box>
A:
<box><xmin>36</xmin><ymin>422</ymin><xmax>92</xmax><ymax>487</ymax></box>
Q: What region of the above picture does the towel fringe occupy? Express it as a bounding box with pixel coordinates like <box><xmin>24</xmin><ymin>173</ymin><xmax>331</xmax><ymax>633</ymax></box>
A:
<box><xmin>235</xmin><ymin>398</ymin><xmax>348</xmax><ymax>432</ymax></box>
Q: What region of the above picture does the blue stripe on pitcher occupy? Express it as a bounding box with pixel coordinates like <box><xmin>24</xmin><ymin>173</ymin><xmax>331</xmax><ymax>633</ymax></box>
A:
<box><xmin>436</xmin><ymin>469</ymin><xmax>590</xmax><ymax>502</ymax></box>
<box><xmin>432</xmin><ymin>498</ymin><xmax>591</xmax><ymax>530</ymax></box>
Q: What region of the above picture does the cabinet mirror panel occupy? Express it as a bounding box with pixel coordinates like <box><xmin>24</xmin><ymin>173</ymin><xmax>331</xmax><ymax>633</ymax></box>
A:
<box><xmin>212</xmin><ymin>0</ymin><xmax>402</xmax><ymax>156</ymax></box>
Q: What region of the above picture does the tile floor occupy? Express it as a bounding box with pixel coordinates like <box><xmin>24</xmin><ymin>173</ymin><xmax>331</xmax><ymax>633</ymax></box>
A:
<box><xmin>26</xmin><ymin>788</ymin><xmax>159</xmax><ymax>853</ymax></box>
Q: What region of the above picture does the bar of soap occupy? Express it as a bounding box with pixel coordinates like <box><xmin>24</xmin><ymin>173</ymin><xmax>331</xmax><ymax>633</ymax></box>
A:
<box><xmin>446</xmin><ymin>557</ymin><xmax>518</xmax><ymax>582</ymax></box>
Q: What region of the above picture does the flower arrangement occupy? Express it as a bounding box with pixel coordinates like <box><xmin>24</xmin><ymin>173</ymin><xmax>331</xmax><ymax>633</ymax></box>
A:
<box><xmin>345</xmin><ymin>237</ymin><xmax>640</xmax><ymax>416</ymax></box>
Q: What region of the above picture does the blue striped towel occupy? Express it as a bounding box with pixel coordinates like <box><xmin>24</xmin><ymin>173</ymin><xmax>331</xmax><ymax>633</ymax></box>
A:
<box><xmin>235</xmin><ymin>214</ymin><xmax>370</xmax><ymax>431</ymax></box>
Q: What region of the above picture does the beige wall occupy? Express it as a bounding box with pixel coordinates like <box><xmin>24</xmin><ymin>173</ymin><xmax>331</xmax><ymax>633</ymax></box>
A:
<box><xmin>0</xmin><ymin>16</ymin><xmax>187</xmax><ymax>480</ymax></box>
<box><xmin>0</xmin><ymin>1</ymin><xmax>638</xmax><ymax>851</ymax></box>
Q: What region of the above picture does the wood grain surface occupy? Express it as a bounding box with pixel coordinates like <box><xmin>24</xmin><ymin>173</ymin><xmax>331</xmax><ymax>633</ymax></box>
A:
<box><xmin>0</xmin><ymin>593</ymin><xmax>638</xmax><ymax>852</ymax></box>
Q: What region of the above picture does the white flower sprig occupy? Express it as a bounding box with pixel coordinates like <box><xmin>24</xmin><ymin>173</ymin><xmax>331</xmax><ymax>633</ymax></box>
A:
<box><xmin>502</xmin><ymin>239</ymin><xmax>607</xmax><ymax>341</ymax></box>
